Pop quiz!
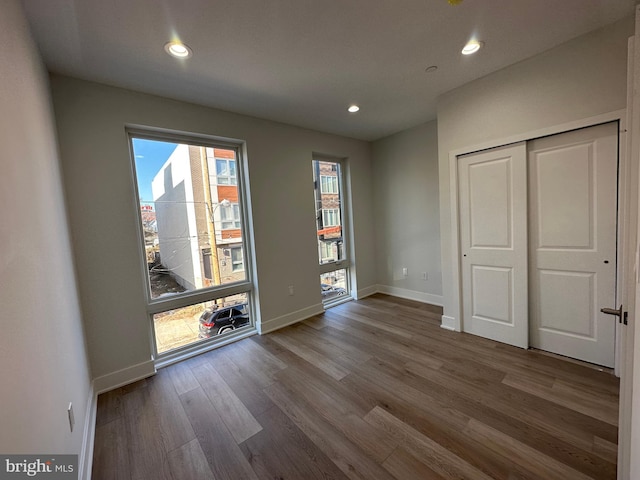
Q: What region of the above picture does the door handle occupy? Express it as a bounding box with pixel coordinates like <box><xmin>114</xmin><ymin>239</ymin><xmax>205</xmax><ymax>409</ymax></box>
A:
<box><xmin>601</xmin><ymin>305</ymin><xmax>628</xmax><ymax>325</ymax></box>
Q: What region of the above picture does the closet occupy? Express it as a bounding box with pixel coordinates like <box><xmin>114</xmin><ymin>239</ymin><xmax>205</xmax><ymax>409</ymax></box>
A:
<box><xmin>458</xmin><ymin>122</ymin><xmax>617</xmax><ymax>367</ymax></box>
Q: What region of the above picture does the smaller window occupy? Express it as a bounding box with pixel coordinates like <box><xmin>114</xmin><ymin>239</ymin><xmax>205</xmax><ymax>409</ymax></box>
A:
<box><xmin>212</xmin><ymin>158</ymin><xmax>237</xmax><ymax>185</ymax></box>
<box><xmin>202</xmin><ymin>248</ymin><xmax>212</xmax><ymax>279</ymax></box>
<box><xmin>322</xmin><ymin>208</ymin><xmax>341</xmax><ymax>227</ymax></box>
<box><xmin>221</xmin><ymin>203</ymin><xmax>241</xmax><ymax>229</ymax></box>
<box><xmin>231</xmin><ymin>247</ymin><xmax>244</xmax><ymax>272</ymax></box>
<box><xmin>320</xmin><ymin>175</ymin><xmax>338</xmax><ymax>194</ymax></box>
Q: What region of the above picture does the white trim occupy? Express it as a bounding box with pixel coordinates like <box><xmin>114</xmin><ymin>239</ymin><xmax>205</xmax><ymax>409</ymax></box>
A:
<box><xmin>355</xmin><ymin>284</ymin><xmax>378</xmax><ymax>300</ymax></box>
<box><xmin>376</xmin><ymin>284</ymin><xmax>443</xmax><ymax>306</ymax></box>
<box><xmin>323</xmin><ymin>294</ymin><xmax>353</xmax><ymax>309</ymax></box>
<box><xmin>258</xmin><ymin>303</ymin><xmax>325</xmax><ymax>334</ymax></box>
<box><xmin>447</xmin><ymin>109</ymin><xmax>627</xmax><ymax>334</ymax></box>
<box><xmin>93</xmin><ymin>360</ymin><xmax>156</xmax><ymax>395</ymax></box>
<box><xmin>616</xmin><ymin>109</ymin><xmax>630</xmax><ymax>378</ymax></box>
<box><xmin>441</xmin><ymin>315</ymin><xmax>458</xmax><ymax>331</ymax></box>
<box><xmin>448</xmin><ymin>110</ymin><xmax>626</xmax><ymax>158</ymax></box>
<box><xmin>155</xmin><ymin>329</ymin><xmax>257</xmax><ymax>369</ymax></box>
<box><xmin>79</xmin><ymin>384</ymin><xmax>97</xmax><ymax>480</ymax></box>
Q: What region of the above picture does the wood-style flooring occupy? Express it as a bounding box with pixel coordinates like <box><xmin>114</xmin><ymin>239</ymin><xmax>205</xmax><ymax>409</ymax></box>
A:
<box><xmin>92</xmin><ymin>294</ymin><xmax>619</xmax><ymax>480</ymax></box>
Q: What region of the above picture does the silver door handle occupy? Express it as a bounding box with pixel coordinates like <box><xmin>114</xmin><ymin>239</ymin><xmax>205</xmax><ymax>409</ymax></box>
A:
<box><xmin>601</xmin><ymin>305</ymin><xmax>628</xmax><ymax>325</ymax></box>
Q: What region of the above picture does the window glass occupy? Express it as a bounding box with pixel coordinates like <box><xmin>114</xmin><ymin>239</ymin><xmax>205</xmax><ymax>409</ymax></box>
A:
<box><xmin>323</xmin><ymin>209</ymin><xmax>340</xmax><ymax>227</ymax></box>
<box><xmin>231</xmin><ymin>247</ymin><xmax>244</xmax><ymax>272</ymax></box>
<box><xmin>313</xmin><ymin>160</ymin><xmax>345</xmax><ymax>266</ymax></box>
<box><xmin>132</xmin><ymin>140</ymin><xmax>248</xmax><ymax>298</ymax></box>
<box><xmin>153</xmin><ymin>293</ymin><xmax>249</xmax><ymax>354</ymax></box>
<box><xmin>320</xmin><ymin>175</ymin><xmax>338</xmax><ymax>194</ymax></box>
<box><xmin>320</xmin><ymin>269</ymin><xmax>348</xmax><ymax>303</ymax></box>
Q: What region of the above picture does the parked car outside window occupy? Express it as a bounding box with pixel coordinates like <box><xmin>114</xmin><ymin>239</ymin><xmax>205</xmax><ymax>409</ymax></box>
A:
<box><xmin>198</xmin><ymin>303</ymin><xmax>249</xmax><ymax>338</ymax></box>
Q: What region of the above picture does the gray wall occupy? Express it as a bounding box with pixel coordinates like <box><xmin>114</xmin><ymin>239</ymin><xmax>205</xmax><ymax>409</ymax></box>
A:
<box><xmin>371</xmin><ymin>120</ymin><xmax>441</xmax><ymax>304</ymax></box>
<box><xmin>50</xmin><ymin>76</ymin><xmax>375</xmax><ymax>382</ymax></box>
<box><xmin>437</xmin><ymin>16</ymin><xmax>633</xmax><ymax>326</ymax></box>
<box><xmin>0</xmin><ymin>0</ymin><xmax>91</xmax><ymax>462</ymax></box>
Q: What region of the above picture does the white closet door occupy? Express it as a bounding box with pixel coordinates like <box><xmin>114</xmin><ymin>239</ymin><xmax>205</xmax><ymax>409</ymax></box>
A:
<box><xmin>529</xmin><ymin>123</ymin><xmax>617</xmax><ymax>367</ymax></box>
<box><xmin>459</xmin><ymin>142</ymin><xmax>528</xmax><ymax>348</ymax></box>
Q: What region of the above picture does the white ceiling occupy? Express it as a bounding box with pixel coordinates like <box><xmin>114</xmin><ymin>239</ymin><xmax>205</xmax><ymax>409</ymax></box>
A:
<box><xmin>21</xmin><ymin>0</ymin><xmax>635</xmax><ymax>141</ymax></box>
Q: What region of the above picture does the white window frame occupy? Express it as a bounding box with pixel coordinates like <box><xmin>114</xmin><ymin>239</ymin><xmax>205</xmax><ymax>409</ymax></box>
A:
<box><xmin>128</xmin><ymin>128</ymin><xmax>256</xmax><ymax>364</ymax></box>
<box><xmin>231</xmin><ymin>246</ymin><xmax>244</xmax><ymax>272</ymax></box>
<box><xmin>320</xmin><ymin>175</ymin><xmax>338</xmax><ymax>194</ymax></box>
<box><xmin>221</xmin><ymin>203</ymin><xmax>241</xmax><ymax>230</ymax></box>
<box><xmin>214</xmin><ymin>158</ymin><xmax>237</xmax><ymax>185</ymax></box>
<box><xmin>313</xmin><ymin>156</ymin><xmax>352</xmax><ymax>306</ymax></box>
<box><xmin>322</xmin><ymin>208</ymin><xmax>341</xmax><ymax>227</ymax></box>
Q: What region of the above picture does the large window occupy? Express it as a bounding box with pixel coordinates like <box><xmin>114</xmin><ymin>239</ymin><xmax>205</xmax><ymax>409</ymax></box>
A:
<box><xmin>130</xmin><ymin>132</ymin><xmax>253</xmax><ymax>357</ymax></box>
<box><xmin>313</xmin><ymin>158</ymin><xmax>350</xmax><ymax>305</ymax></box>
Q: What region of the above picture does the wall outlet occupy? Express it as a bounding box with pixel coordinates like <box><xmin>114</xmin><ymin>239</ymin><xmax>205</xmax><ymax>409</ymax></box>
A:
<box><xmin>67</xmin><ymin>403</ymin><xmax>75</xmax><ymax>433</ymax></box>
<box><xmin>422</xmin><ymin>272</ymin><xmax>428</xmax><ymax>281</ymax></box>
<box><xmin>288</xmin><ymin>285</ymin><xmax>294</xmax><ymax>296</ymax></box>
<box><xmin>402</xmin><ymin>267</ymin><xmax>408</xmax><ymax>277</ymax></box>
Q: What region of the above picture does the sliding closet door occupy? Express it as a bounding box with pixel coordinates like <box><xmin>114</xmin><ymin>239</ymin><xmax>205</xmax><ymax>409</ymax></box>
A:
<box><xmin>528</xmin><ymin>123</ymin><xmax>617</xmax><ymax>367</ymax></box>
<box><xmin>459</xmin><ymin>142</ymin><xmax>528</xmax><ymax>348</ymax></box>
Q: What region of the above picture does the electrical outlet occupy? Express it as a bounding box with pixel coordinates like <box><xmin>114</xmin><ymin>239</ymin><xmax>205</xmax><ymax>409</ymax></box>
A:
<box><xmin>67</xmin><ymin>403</ymin><xmax>75</xmax><ymax>433</ymax></box>
<box><xmin>288</xmin><ymin>285</ymin><xmax>294</xmax><ymax>296</ymax></box>
<box><xmin>402</xmin><ymin>267</ymin><xmax>408</xmax><ymax>277</ymax></box>
<box><xmin>422</xmin><ymin>272</ymin><xmax>428</xmax><ymax>281</ymax></box>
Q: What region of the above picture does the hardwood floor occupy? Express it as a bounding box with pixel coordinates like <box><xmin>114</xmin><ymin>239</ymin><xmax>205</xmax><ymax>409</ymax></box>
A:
<box><xmin>92</xmin><ymin>294</ymin><xmax>619</xmax><ymax>480</ymax></box>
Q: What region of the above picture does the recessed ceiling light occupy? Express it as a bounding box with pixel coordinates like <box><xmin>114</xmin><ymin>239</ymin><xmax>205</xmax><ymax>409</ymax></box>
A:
<box><xmin>348</xmin><ymin>105</ymin><xmax>360</xmax><ymax>113</ymax></box>
<box><xmin>164</xmin><ymin>41</ymin><xmax>192</xmax><ymax>59</ymax></box>
<box><xmin>425</xmin><ymin>65</ymin><xmax>438</xmax><ymax>74</ymax></box>
<box><xmin>461</xmin><ymin>40</ymin><xmax>483</xmax><ymax>55</ymax></box>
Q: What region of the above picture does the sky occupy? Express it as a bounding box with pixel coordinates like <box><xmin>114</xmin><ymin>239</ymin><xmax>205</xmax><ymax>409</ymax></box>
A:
<box><xmin>132</xmin><ymin>138</ymin><xmax>178</xmax><ymax>205</ymax></box>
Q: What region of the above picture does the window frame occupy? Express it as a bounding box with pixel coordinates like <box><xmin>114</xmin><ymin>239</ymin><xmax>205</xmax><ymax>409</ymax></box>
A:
<box><xmin>313</xmin><ymin>157</ymin><xmax>352</xmax><ymax>306</ymax></box>
<box><xmin>231</xmin><ymin>246</ymin><xmax>245</xmax><ymax>272</ymax></box>
<box><xmin>322</xmin><ymin>208</ymin><xmax>341</xmax><ymax>227</ymax></box>
<box><xmin>214</xmin><ymin>157</ymin><xmax>237</xmax><ymax>185</ymax></box>
<box><xmin>320</xmin><ymin>175</ymin><xmax>338</xmax><ymax>194</ymax></box>
<box><xmin>221</xmin><ymin>203</ymin><xmax>242</xmax><ymax>230</ymax></box>
<box><xmin>127</xmin><ymin>127</ymin><xmax>256</xmax><ymax>361</ymax></box>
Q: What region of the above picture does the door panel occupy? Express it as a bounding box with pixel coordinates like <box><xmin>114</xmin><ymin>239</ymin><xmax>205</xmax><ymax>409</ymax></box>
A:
<box><xmin>538</xmin><ymin>270</ymin><xmax>594</xmax><ymax>336</ymax></box>
<box><xmin>468</xmin><ymin>157</ymin><xmax>512</xmax><ymax>248</ymax></box>
<box><xmin>459</xmin><ymin>143</ymin><xmax>528</xmax><ymax>348</ymax></box>
<box><xmin>536</xmin><ymin>144</ymin><xmax>593</xmax><ymax>249</ymax></box>
<box><xmin>471</xmin><ymin>266</ymin><xmax>513</xmax><ymax>324</ymax></box>
<box><xmin>529</xmin><ymin>123</ymin><xmax>617</xmax><ymax>367</ymax></box>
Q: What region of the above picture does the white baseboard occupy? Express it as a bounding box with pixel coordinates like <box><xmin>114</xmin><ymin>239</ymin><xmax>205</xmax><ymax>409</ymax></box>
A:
<box><xmin>376</xmin><ymin>284</ymin><xmax>443</xmax><ymax>306</ymax></box>
<box><xmin>441</xmin><ymin>315</ymin><xmax>458</xmax><ymax>331</ymax></box>
<box><xmin>79</xmin><ymin>384</ymin><xmax>97</xmax><ymax>480</ymax></box>
<box><xmin>355</xmin><ymin>284</ymin><xmax>378</xmax><ymax>300</ymax></box>
<box><xmin>93</xmin><ymin>359</ymin><xmax>156</xmax><ymax>395</ymax></box>
<box><xmin>258</xmin><ymin>303</ymin><xmax>325</xmax><ymax>334</ymax></box>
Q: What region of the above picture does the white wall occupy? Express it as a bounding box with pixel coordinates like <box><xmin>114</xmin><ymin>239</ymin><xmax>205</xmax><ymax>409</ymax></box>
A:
<box><xmin>371</xmin><ymin>120</ymin><xmax>442</xmax><ymax>305</ymax></box>
<box><xmin>0</xmin><ymin>0</ymin><xmax>91</xmax><ymax>465</ymax></box>
<box><xmin>50</xmin><ymin>76</ymin><xmax>375</xmax><ymax>383</ymax></box>
<box><xmin>437</xmin><ymin>16</ymin><xmax>633</xmax><ymax>327</ymax></box>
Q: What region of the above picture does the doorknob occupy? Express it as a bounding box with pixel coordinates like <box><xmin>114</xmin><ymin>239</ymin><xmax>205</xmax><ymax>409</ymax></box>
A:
<box><xmin>601</xmin><ymin>305</ymin><xmax>628</xmax><ymax>325</ymax></box>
